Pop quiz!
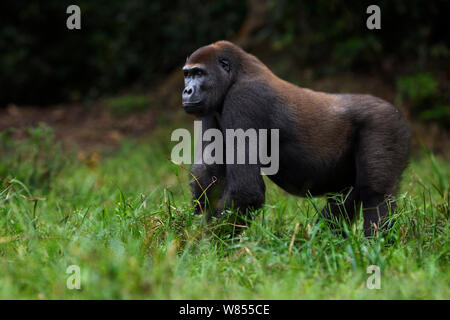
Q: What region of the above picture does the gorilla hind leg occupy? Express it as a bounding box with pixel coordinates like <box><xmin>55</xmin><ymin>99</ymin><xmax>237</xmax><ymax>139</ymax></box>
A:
<box><xmin>354</xmin><ymin>121</ymin><xmax>409</xmax><ymax>237</ymax></box>
<box><xmin>319</xmin><ymin>188</ymin><xmax>360</xmax><ymax>232</ymax></box>
<box><xmin>359</xmin><ymin>189</ymin><xmax>395</xmax><ymax>237</ymax></box>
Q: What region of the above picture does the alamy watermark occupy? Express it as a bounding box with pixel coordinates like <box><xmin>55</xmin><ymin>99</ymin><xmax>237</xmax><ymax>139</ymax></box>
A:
<box><xmin>171</xmin><ymin>121</ymin><xmax>280</xmax><ymax>175</ymax></box>
<box><xmin>66</xmin><ymin>5</ymin><xmax>81</xmax><ymax>30</ymax></box>
<box><xmin>366</xmin><ymin>5</ymin><xmax>381</xmax><ymax>30</ymax></box>
<box><xmin>66</xmin><ymin>5</ymin><xmax>379</xmax><ymax>31</ymax></box>
<box><xmin>366</xmin><ymin>265</ymin><xmax>381</xmax><ymax>289</ymax></box>
<box><xmin>66</xmin><ymin>265</ymin><xmax>81</xmax><ymax>290</ymax></box>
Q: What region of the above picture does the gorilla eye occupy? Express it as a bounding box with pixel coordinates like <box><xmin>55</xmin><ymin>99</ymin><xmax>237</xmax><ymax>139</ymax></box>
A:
<box><xmin>183</xmin><ymin>68</ymin><xmax>205</xmax><ymax>78</ymax></box>
<box><xmin>219</xmin><ymin>58</ymin><xmax>230</xmax><ymax>72</ymax></box>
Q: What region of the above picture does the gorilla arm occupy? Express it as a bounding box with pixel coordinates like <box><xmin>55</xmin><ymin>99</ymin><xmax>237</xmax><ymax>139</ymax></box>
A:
<box><xmin>216</xmin><ymin>96</ymin><xmax>266</xmax><ymax>214</ymax></box>
<box><xmin>189</xmin><ymin>115</ymin><xmax>226</xmax><ymax>218</ymax></box>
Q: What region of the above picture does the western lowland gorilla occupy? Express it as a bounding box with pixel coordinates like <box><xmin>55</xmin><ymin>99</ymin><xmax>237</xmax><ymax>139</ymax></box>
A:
<box><xmin>181</xmin><ymin>41</ymin><xmax>411</xmax><ymax>236</ymax></box>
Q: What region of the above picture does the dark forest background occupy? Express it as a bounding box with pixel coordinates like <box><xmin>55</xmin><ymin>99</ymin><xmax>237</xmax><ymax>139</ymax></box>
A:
<box><xmin>0</xmin><ymin>0</ymin><xmax>449</xmax><ymax>152</ymax></box>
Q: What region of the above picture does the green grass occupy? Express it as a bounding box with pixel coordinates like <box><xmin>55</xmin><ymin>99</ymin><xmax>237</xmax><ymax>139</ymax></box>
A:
<box><xmin>104</xmin><ymin>95</ymin><xmax>150</xmax><ymax>116</ymax></box>
<box><xmin>0</xmin><ymin>125</ymin><xmax>448</xmax><ymax>299</ymax></box>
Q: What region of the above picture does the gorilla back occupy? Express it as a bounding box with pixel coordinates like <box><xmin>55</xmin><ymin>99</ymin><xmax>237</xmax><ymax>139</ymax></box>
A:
<box><xmin>182</xmin><ymin>40</ymin><xmax>411</xmax><ymax>236</ymax></box>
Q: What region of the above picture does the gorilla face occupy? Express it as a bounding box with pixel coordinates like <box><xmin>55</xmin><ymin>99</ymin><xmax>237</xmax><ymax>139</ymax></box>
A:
<box><xmin>182</xmin><ymin>64</ymin><xmax>209</xmax><ymax>115</ymax></box>
<box><xmin>182</xmin><ymin>49</ymin><xmax>232</xmax><ymax>116</ymax></box>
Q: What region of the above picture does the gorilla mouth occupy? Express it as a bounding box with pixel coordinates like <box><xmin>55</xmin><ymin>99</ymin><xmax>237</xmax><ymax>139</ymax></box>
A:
<box><xmin>182</xmin><ymin>102</ymin><xmax>204</xmax><ymax>114</ymax></box>
<box><xmin>182</xmin><ymin>101</ymin><xmax>202</xmax><ymax>107</ymax></box>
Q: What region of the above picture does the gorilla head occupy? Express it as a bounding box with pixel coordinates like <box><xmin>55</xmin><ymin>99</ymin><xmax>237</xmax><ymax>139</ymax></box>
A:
<box><xmin>182</xmin><ymin>42</ymin><xmax>237</xmax><ymax>116</ymax></box>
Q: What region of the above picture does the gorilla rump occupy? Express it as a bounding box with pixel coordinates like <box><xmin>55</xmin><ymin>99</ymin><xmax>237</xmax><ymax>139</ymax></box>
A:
<box><xmin>182</xmin><ymin>40</ymin><xmax>411</xmax><ymax>236</ymax></box>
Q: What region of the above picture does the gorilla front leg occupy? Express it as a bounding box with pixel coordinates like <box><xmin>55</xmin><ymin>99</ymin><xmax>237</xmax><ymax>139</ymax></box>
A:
<box><xmin>190</xmin><ymin>163</ymin><xmax>225</xmax><ymax>219</ymax></box>
<box><xmin>319</xmin><ymin>189</ymin><xmax>360</xmax><ymax>232</ymax></box>
<box><xmin>360</xmin><ymin>190</ymin><xmax>394</xmax><ymax>237</ymax></box>
<box><xmin>190</xmin><ymin>115</ymin><xmax>225</xmax><ymax>219</ymax></box>
<box><xmin>218</xmin><ymin>163</ymin><xmax>265</xmax><ymax>220</ymax></box>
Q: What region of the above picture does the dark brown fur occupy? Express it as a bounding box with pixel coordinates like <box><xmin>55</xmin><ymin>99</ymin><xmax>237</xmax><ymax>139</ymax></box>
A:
<box><xmin>183</xmin><ymin>41</ymin><xmax>411</xmax><ymax>236</ymax></box>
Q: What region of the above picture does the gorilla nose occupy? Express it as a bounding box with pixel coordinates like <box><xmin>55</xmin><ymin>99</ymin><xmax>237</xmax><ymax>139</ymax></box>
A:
<box><xmin>182</xmin><ymin>86</ymin><xmax>200</xmax><ymax>106</ymax></box>
<box><xmin>183</xmin><ymin>86</ymin><xmax>194</xmax><ymax>99</ymax></box>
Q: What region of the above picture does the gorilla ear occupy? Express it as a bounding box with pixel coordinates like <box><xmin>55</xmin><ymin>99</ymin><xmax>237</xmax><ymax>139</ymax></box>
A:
<box><xmin>219</xmin><ymin>58</ymin><xmax>230</xmax><ymax>72</ymax></box>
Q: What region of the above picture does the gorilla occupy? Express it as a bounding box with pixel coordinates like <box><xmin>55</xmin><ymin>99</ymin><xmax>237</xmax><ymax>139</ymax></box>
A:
<box><xmin>181</xmin><ymin>41</ymin><xmax>411</xmax><ymax>236</ymax></box>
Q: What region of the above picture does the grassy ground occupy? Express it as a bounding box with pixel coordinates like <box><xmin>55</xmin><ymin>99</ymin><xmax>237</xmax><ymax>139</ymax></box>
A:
<box><xmin>0</xmin><ymin>124</ymin><xmax>448</xmax><ymax>299</ymax></box>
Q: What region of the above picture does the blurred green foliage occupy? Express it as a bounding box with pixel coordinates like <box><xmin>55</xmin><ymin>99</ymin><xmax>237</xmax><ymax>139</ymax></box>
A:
<box><xmin>0</xmin><ymin>0</ymin><xmax>449</xmax><ymax>128</ymax></box>
<box><xmin>0</xmin><ymin>126</ymin><xmax>448</xmax><ymax>298</ymax></box>
<box><xmin>0</xmin><ymin>0</ymin><xmax>246</xmax><ymax>105</ymax></box>
<box><xmin>397</xmin><ymin>73</ymin><xmax>439</xmax><ymax>103</ymax></box>
<box><xmin>261</xmin><ymin>0</ymin><xmax>449</xmax><ymax>73</ymax></box>
<box><xmin>105</xmin><ymin>95</ymin><xmax>149</xmax><ymax>116</ymax></box>
<box><xmin>0</xmin><ymin>123</ymin><xmax>66</xmax><ymax>191</ymax></box>
<box><xmin>396</xmin><ymin>73</ymin><xmax>450</xmax><ymax>126</ymax></box>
